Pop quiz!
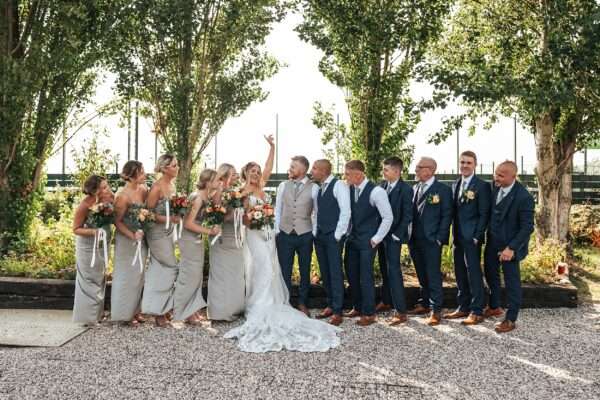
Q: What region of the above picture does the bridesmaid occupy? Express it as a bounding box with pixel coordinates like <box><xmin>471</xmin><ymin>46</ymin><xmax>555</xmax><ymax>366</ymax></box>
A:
<box><xmin>112</xmin><ymin>161</ymin><xmax>148</xmax><ymax>325</ymax></box>
<box><xmin>72</xmin><ymin>175</ymin><xmax>113</xmax><ymax>325</ymax></box>
<box><xmin>142</xmin><ymin>154</ymin><xmax>180</xmax><ymax>327</ymax></box>
<box><xmin>177</xmin><ymin>169</ymin><xmax>222</xmax><ymax>324</ymax></box>
<box><xmin>207</xmin><ymin>163</ymin><xmax>246</xmax><ymax>321</ymax></box>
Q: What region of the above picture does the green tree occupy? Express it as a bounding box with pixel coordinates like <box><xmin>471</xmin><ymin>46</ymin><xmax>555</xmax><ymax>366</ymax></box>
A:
<box><xmin>109</xmin><ymin>0</ymin><xmax>286</xmax><ymax>191</ymax></box>
<box><xmin>425</xmin><ymin>0</ymin><xmax>600</xmax><ymax>243</ymax></box>
<box><xmin>297</xmin><ymin>0</ymin><xmax>450</xmax><ymax>178</ymax></box>
<box><xmin>0</xmin><ymin>1</ymin><xmax>119</xmax><ymax>253</ymax></box>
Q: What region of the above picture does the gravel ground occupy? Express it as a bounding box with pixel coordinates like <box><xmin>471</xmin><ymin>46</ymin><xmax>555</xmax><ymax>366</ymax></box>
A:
<box><xmin>1</xmin><ymin>305</ymin><xmax>600</xmax><ymax>400</ymax></box>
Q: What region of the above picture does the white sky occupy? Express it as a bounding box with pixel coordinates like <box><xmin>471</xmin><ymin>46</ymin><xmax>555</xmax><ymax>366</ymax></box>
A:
<box><xmin>46</xmin><ymin>13</ymin><xmax>597</xmax><ymax>176</ymax></box>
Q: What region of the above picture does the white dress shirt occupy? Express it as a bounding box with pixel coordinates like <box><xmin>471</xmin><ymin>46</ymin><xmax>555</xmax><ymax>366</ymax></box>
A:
<box><xmin>353</xmin><ymin>178</ymin><xmax>392</xmax><ymax>245</ymax></box>
<box><xmin>385</xmin><ymin>179</ymin><xmax>401</xmax><ymax>242</ymax></box>
<box><xmin>274</xmin><ymin>176</ymin><xmax>319</xmax><ymax>234</ymax></box>
<box><xmin>496</xmin><ymin>180</ymin><xmax>516</xmax><ymax>204</ymax></box>
<box><xmin>312</xmin><ymin>175</ymin><xmax>351</xmax><ymax>241</ymax></box>
<box><xmin>413</xmin><ymin>176</ymin><xmax>436</xmax><ymax>201</ymax></box>
<box><xmin>460</xmin><ymin>173</ymin><xmax>474</xmax><ymax>191</ymax></box>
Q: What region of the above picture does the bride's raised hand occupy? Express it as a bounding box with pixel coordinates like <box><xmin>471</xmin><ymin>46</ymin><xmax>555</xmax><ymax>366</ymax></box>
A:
<box><xmin>264</xmin><ymin>134</ymin><xmax>275</xmax><ymax>147</ymax></box>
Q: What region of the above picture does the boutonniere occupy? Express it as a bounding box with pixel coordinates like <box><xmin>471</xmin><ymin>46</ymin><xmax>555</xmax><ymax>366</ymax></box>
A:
<box><xmin>461</xmin><ymin>190</ymin><xmax>476</xmax><ymax>203</ymax></box>
<box><xmin>427</xmin><ymin>193</ymin><xmax>440</xmax><ymax>204</ymax></box>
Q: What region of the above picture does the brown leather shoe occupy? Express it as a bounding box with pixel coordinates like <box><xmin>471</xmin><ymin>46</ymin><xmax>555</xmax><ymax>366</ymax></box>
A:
<box><xmin>328</xmin><ymin>314</ymin><xmax>343</xmax><ymax>326</ymax></box>
<box><xmin>407</xmin><ymin>304</ymin><xmax>431</xmax><ymax>315</ymax></box>
<box><xmin>483</xmin><ymin>306</ymin><xmax>504</xmax><ymax>318</ymax></box>
<box><xmin>388</xmin><ymin>312</ymin><xmax>408</xmax><ymax>326</ymax></box>
<box><xmin>494</xmin><ymin>319</ymin><xmax>516</xmax><ymax>333</ymax></box>
<box><xmin>461</xmin><ymin>313</ymin><xmax>484</xmax><ymax>325</ymax></box>
<box><xmin>316</xmin><ymin>307</ymin><xmax>333</xmax><ymax>319</ymax></box>
<box><xmin>426</xmin><ymin>312</ymin><xmax>441</xmax><ymax>326</ymax></box>
<box><xmin>297</xmin><ymin>304</ymin><xmax>310</xmax><ymax>317</ymax></box>
<box><xmin>375</xmin><ymin>302</ymin><xmax>392</xmax><ymax>313</ymax></box>
<box><xmin>356</xmin><ymin>315</ymin><xmax>376</xmax><ymax>326</ymax></box>
<box><xmin>443</xmin><ymin>310</ymin><xmax>470</xmax><ymax>319</ymax></box>
<box><xmin>344</xmin><ymin>309</ymin><xmax>361</xmax><ymax>318</ymax></box>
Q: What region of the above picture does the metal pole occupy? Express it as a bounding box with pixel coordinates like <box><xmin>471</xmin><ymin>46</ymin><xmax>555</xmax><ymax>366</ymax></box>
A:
<box><xmin>154</xmin><ymin>133</ymin><xmax>158</xmax><ymax>163</ymax></box>
<box><xmin>584</xmin><ymin>148</ymin><xmax>588</xmax><ymax>174</ymax></box>
<box><xmin>127</xmin><ymin>101</ymin><xmax>131</xmax><ymax>160</ymax></box>
<box><xmin>214</xmin><ymin>134</ymin><xmax>218</xmax><ymax>169</ymax></box>
<box><xmin>336</xmin><ymin>113</ymin><xmax>340</xmax><ymax>174</ymax></box>
<box><xmin>514</xmin><ymin>116</ymin><xmax>517</xmax><ymax>162</ymax></box>
<box><xmin>134</xmin><ymin>101</ymin><xmax>139</xmax><ymax>160</ymax></box>
<box><xmin>521</xmin><ymin>156</ymin><xmax>524</xmax><ymax>174</ymax></box>
<box><xmin>61</xmin><ymin>127</ymin><xmax>66</xmax><ymax>185</ymax></box>
<box><xmin>456</xmin><ymin>127</ymin><xmax>460</xmax><ymax>173</ymax></box>
<box><xmin>275</xmin><ymin>113</ymin><xmax>279</xmax><ymax>173</ymax></box>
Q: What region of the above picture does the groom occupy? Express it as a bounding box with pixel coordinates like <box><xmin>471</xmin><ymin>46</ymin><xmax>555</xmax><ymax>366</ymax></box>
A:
<box><xmin>275</xmin><ymin>155</ymin><xmax>318</xmax><ymax>316</ymax></box>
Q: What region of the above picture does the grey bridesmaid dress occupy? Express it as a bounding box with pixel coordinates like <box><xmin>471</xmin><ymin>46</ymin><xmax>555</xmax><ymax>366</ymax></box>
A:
<box><xmin>207</xmin><ymin>220</ymin><xmax>246</xmax><ymax>321</ymax></box>
<box><xmin>142</xmin><ymin>197</ymin><xmax>178</xmax><ymax>316</ymax></box>
<box><xmin>72</xmin><ymin>223</ymin><xmax>112</xmax><ymax>324</ymax></box>
<box><xmin>175</xmin><ymin>194</ymin><xmax>208</xmax><ymax>320</ymax></box>
<box><xmin>111</xmin><ymin>203</ymin><xmax>147</xmax><ymax>321</ymax></box>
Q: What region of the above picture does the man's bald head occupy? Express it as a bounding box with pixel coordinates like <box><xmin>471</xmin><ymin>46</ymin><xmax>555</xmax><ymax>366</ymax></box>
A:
<box><xmin>494</xmin><ymin>160</ymin><xmax>518</xmax><ymax>187</ymax></box>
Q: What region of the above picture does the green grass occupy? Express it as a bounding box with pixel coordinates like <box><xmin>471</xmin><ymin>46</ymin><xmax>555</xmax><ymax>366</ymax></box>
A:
<box><xmin>571</xmin><ymin>246</ymin><xmax>600</xmax><ymax>303</ymax></box>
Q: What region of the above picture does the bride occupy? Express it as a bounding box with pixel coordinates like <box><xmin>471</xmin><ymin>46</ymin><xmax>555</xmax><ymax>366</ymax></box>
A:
<box><xmin>224</xmin><ymin>134</ymin><xmax>342</xmax><ymax>353</ymax></box>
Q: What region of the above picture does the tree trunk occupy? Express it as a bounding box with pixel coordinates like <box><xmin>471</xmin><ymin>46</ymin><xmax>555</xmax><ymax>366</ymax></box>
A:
<box><xmin>176</xmin><ymin>155</ymin><xmax>195</xmax><ymax>194</ymax></box>
<box><xmin>534</xmin><ymin>112</ymin><xmax>573</xmax><ymax>244</ymax></box>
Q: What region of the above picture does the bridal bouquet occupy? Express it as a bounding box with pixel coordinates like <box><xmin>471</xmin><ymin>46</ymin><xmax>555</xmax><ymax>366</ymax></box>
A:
<box><xmin>86</xmin><ymin>202</ymin><xmax>114</xmax><ymax>229</ymax></box>
<box><xmin>168</xmin><ymin>194</ymin><xmax>190</xmax><ymax>240</ymax></box>
<box><xmin>221</xmin><ymin>186</ymin><xmax>246</xmax><ymax>248</ymax></box>
<box><xmin>85</xmin><ymin>202</ymin><xmax>114</xmax><ymax>269</ymax></box>
<box><xmin>169</xmin><ymin>194</ymin><xmax>190</xmax><ymax>215</ymax></box>
<box><xmin>247</xmin><ymin>203</ymin><xmax>275</xmax><ymax>230</ymax></box>
<box><xmin>124</xmin><ymin>204</ymin><xmax>155</xmax><ymax>272</ymax></box>
<box><xmin>125</xmin><ymin>204</ymin><xmax>156</xmax><ymax>232</ymax></box>
<box><xmin>202</xmin><ymin>201</ymin><xmax>227</xmax><ymax>245</ymax></box>
<box><xmin>221</xmin><ymin>186</ymin><xmax>245</xmax><ymax>209</ymax></box>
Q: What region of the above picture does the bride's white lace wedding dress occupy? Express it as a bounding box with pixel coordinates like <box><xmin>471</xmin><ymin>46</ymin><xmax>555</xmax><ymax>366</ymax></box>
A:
<box><xmin>224</xmin><ymin>194</ymin><xmax>342</xmax><ymax>353</ymax></box>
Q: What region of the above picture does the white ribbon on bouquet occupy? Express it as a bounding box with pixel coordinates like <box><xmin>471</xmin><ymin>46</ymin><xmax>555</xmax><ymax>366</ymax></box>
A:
<box><xmin>90</xmin><ymin>228</ymin><xmax>108</xmax><ymax>269</ymax></box>
<box><xmin>132</xmin><ymin>236</ymin><xmax>145</xmax><ymax>273</ymax></box>
<box><xmin>233</xmin><ymin>207</ymin><xmax>245</xmax><ymax>248</ymax></box>
<box><xmin>210</xmin><ymin>230</ymin><xmax>222</xmax><ymax>246</ymax></box>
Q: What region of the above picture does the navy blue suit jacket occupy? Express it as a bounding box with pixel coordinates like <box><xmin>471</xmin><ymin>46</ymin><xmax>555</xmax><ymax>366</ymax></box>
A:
<box><xmin>380</xmin><ymin>180</ymin><xmax>413</xmax><ymax>244</ymax></box>
<box><xmin>452</xmin><ymin>175</ymin><xmax>492</xmax><ymax>244</ymax></box>
<box><xmin>486</xmin><ymin>181</ymin><xmax>535</xmax><ymax>261</ymax></box>
<box><xmin>411</xmin><ymin>179</ymin><xmax>453</xmax><ymax>245</ymax></box>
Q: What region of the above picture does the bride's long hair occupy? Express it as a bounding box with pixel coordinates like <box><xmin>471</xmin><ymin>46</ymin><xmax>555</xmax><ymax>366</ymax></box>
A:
<box><xmin>241</xmin><ymin>161</ymin><xmax>261</xmax><ymax>184</ymax></box>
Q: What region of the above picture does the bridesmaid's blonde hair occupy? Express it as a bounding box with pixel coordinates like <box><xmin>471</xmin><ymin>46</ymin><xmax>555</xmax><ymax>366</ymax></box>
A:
<box><xmin>154</xmin><ymin>154</ymin><xmax>176</xmax><ymax>173</ymax></box>
<box><xmin>216</xmin><ymin>163</ymin><xmax>235</xmax><ymax>182</ymax></box>
<box><xmin>196</xmin><ymin>169</ymin><xmax>217</xmax><ymax>190</ymax></box>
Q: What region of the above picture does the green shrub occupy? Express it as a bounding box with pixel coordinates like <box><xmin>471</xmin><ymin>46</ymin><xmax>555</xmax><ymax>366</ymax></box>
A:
<box><xmin>0</xmin><ymin>204</ymin><xmax>77</xmax><ymax>280</ymax></box>
<box><xmin>39</xmin><ymin>188</ymin><xmax>78</xmax><ymax>223</ymax></box>
<box><xmin>570</xmin><ymin>205</ymin><xmax>600</xmax><ymax>246</ymax></box>
<box><xmin>521</xmin><ymin>238</ymin><xmax>566</xmax><ymax>284</ymax></box>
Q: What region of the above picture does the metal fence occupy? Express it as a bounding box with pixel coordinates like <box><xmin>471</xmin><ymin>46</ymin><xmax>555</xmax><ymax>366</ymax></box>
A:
<box><xmin>46</xmin><ymin>172</ymin><xmax>600</xmax><ymax>204</ymax></box>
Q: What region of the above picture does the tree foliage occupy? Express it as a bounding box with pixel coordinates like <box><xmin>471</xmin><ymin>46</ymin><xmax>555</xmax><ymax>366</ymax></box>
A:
<box><xmin>0</xmin><ymin>1</ymin><xmax>120</xmax><ymax>252</ymax></box>
<box><xmin>297</xmin><ymin>0</ymin><xmax>450</xmax><ymax>178</ymax></box>
<box><xmin>424</xmin><ymin>0</ymin><xmax>600</xmax><ymax>242</ymax></box>
<box><xmin>109</xmin><ymin>0</ymin><xmax>286</xmax><ymax>191</ymax></box>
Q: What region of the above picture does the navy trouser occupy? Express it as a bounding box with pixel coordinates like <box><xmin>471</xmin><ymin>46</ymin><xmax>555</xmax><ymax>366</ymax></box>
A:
<box><xmin>377</xmin><ymin>238</ymin><xmax>407</xmax><ymax>313</ymax></box>
<box><xmin>484</xmin><ymin>245</ymin><xmax>522</xmax><ymax>322</ymax></box>
<box><xmin>276</xmin><ymin>231</ymin><xmax>313</xmax><ymax>306</ymax></box>
<box><xmin>453</xmin><ymin>239</ymin><xmax>485</xmax><ymax>315</ymax></box>
<box><xmin>344</xmin><ymin>239</ymin><xmax>376</xmax><ymax>316</ymax></box>
<box><xmin>314</xmin><ymin>231</ymin><xmax>345</xmax><ymax>315</ymax></box>
<box><xmin>408</xmin><ymin>239</ymin><xmax>443</xmax><ymax>313</ymax></box>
